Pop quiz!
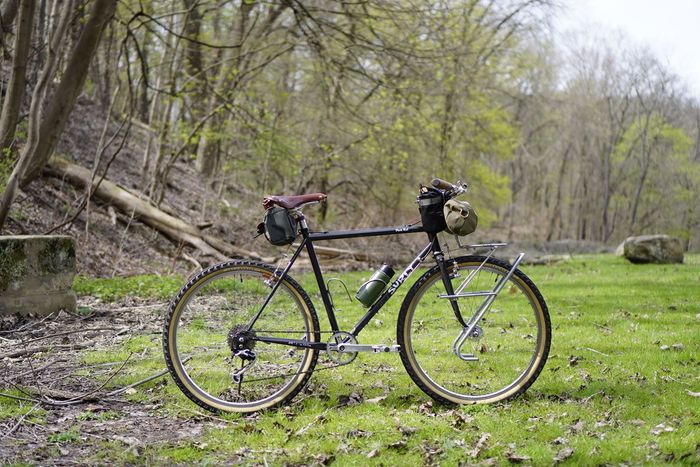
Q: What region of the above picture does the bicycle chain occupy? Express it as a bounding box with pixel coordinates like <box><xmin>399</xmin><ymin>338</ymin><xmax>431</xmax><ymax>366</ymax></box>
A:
<box><xmin>225</xmin><ymin>329</ymin><xmax>350</xmax><ymax>384</ymax></box>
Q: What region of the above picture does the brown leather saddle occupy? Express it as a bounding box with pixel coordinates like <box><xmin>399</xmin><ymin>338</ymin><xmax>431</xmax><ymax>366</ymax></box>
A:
<box><xmin>263</xmin><ymin>193</ymin><xmax>327</xmax><ymax>210</ymax></box>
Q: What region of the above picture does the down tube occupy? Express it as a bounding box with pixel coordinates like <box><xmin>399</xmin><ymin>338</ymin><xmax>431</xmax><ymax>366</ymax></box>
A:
<box><xmin>350</xmin><ymin>241</ymin><xmax>434</xmax><ymax>336</ymax></box>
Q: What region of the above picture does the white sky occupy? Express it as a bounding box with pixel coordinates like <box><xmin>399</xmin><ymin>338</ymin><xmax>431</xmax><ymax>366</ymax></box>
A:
<box><xmin>555</xmin><ymin>0</ymin><xmax>700</xmax><ymax>98</ymax></box>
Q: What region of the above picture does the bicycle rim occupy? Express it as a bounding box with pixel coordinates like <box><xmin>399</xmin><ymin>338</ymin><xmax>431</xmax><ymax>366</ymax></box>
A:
<box><xmin>164</xmin><ymin>262</ymin><xmax>319</xmax><ymax>413</ymax></box>
<box><xmin>399</xmin><ymin>257</ymin><xmax>550</xmax><ymax>404</ymax></box>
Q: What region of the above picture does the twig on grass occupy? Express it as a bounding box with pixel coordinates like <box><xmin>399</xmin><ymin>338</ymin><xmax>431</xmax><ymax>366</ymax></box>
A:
<box><xmin>293</xmin><ymin>409</ymin><xmax>330</xmax><ymax>437</ymax></box>
<box><xmin>106</xmin><ymin>357</ymin><xmax>190</xmax><ymax>397</ymax></box>
<box><xmin>0</xmin><ymin>392</ymin><xmax>40</xmax><ymax>403</ymax></box>
<box><xmin>1</xmin><ymin>403</ymin><xmax>41</xmax><ymax>439</ymax></box>
<box><xmin>0</xmin><ymin>339</ymin><xmax>100</xmax><ymax>359</ymax></box>
<box><xmin>8</xmin><ymin>359</ymin><xmax>69</xmax><ymax>380</ymax></box>
<box><xmin>16</xmin><ymin>327</ymin><xmax>124</xmax><ymax>346</ymax></box>
<box><xmin>581</xmin><ymin>391</ymin><xmax>603</xmax><ymax>403</ymax></box>
<box><xmin>579</xmin><ymin>347</ymin><xmax>610</xmax><ymax>357</ymax></box>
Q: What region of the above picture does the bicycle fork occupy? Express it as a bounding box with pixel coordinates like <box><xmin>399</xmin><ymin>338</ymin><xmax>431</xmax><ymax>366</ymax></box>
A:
<box><xmin>442</xmin><ymin>253</ymin><xmax>526</xmax><ymax>362</ymax></box>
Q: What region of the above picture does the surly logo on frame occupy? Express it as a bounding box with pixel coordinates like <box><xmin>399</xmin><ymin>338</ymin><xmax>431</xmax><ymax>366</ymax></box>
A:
<box><xmin>387</xmin><ymin>258</ymin><xmax>421</xmax><ymax>294</ymax></box>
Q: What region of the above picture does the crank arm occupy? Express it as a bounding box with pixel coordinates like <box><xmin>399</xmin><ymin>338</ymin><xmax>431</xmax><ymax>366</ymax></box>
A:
<box><xmin>328</xmin><ymin>343</ymin><xmax>401</xmax><ymax>353</ymax></box>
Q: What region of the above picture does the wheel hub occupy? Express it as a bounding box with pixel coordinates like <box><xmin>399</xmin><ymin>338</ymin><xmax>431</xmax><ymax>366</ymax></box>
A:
<box><xmin>227</xmin><ymin>325</ymin><xmax>256</xmax><ymax>352</ymax></box>
<box><xmin>470</xmin><ymin>325</ymin><xmax>483</xmax><ymax>339</ymax></box>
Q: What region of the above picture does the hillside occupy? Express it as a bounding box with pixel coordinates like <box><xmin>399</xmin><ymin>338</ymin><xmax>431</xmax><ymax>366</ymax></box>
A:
<box><xmin>3</xmin><ymin>98</ymin><xmax>431</xmax><ymax>277</ymax></box>
<box><xmin>3</xmin><ymin>99</ymin><xmax>257</xmax><ymax>276</ymax></box>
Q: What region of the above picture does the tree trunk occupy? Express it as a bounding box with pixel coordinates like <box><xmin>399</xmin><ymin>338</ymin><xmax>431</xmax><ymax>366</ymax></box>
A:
<box><xmin>195</xmin><ymin>1</ymin><xmax>254</xmax><ymax>178</ymax></box>
<box><xmin>0</xmin><ymin>0</ymin><xmax>73</xmax><ymax>229</ymax></box>
<box><xmin>0</xmin><ymin>0</ymin><xmax>35</xmax><ymax>152</ymax></box>
<box><xmin>20</xmin><ymin>0</ymin><xmax>117</xmax><ymax>185</ymax></box>
<box><xmin>0</xmin><ymin>0</ymin><xmax>117</xmax><ymax>229</ymax></box>
<box><xmin>44</xmin><ymin>157</ymin><xmax>251</xmax><ymax>261</ymax></box>
<box><xmin>601</xmin><ymin>143</ymin><xmax>613</xmax><ymax>242</ymax></box>
<box><xmin>0</xmin><ymin>0</ymin><xmax>19</xmax><ymax>47</ymax></box>
<box><xmin>545</xmin><ymin>143</ymin><xmax>571</xmax><ymax>241</ymax></box>
<box><xmin>628</xmin><ymin>116</ymin><xmax>654</xmax><ymax>232</ymax></box>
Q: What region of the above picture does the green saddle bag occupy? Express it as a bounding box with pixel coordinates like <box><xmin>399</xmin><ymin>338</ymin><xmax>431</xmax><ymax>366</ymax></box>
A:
<box><xmin>443</xmin><ymin>199</ymin><xmax>478</xmax><ymax>236</ymax></box>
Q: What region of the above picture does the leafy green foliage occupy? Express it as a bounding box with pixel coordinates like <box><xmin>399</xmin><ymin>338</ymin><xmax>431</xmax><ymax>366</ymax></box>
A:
<box><xmin>0</xmin><ymin>150</ymin><xmax>17</xmax><ymax>192</ymax></box>
<box><xmin>47</xmin><ymin>428</ymin><xmax>80</xmax><ymax>444</ymax></box>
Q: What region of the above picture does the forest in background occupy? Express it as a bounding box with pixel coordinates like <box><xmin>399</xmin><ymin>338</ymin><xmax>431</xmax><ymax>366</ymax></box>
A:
<box><xmin>1</xmin><ymin>0</ymin><xmax>699</xmax><ymax>264</ymax></box>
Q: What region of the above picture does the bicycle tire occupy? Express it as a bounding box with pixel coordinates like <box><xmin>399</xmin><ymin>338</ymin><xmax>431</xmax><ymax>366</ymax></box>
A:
<box><xmin>163</xmin><ymin>260</ymin><xmax>320</xmax><ymax>413</ymax></box>
<box><xmin>397</xmin><ymin>255</ymin><xmax>551</xmax><ymax>404</ymax></box>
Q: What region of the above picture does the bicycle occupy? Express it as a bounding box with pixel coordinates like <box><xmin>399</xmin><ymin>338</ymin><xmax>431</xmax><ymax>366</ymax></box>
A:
<box><xmin>163</xmin><ymin>178</ymin><xmax>551</xmax><ymax>413</ymax></box>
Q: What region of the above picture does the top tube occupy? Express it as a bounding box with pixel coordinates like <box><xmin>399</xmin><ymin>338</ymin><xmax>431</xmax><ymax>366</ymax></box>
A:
<box><xmin>307</xmin><ymin>224</ymin><xmax>426</xmax><ymax>241</ymax></box>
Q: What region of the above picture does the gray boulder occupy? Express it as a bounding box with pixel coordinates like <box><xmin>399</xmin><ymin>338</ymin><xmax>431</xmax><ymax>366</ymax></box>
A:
<box><xmin>618</xmin><ymin>234</ymin><xmax>684</xmax><ymax>264</ymax></box>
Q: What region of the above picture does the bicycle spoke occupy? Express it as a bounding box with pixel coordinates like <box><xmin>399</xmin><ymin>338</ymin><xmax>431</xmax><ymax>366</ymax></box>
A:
<box><xmin>398</xmin><ymin>256</ymin><xmax>551</xmax><ymax>404</ymax></box>
<box><xmin>164</xmin><ymin>261</ymin><xmax>320</xmax><ymax>413</ymax></box>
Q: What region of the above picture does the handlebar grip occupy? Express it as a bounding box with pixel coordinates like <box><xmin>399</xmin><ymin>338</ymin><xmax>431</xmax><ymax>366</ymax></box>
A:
<box><xmin>431</xmin><ymin>178</ymin><xmax>454</xmax><ymax>190</ymax></box>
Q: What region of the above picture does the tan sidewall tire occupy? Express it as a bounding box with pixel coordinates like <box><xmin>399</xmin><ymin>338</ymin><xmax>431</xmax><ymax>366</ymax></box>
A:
<box><xmin>163</xmin><ymin>260</ymin><xmax>320</xmax><ymax>413</ymax></box>
<box><xmin>397</xmin><ymin>256</ymin><xmax>551</xmax><ymax>405</ymax></box>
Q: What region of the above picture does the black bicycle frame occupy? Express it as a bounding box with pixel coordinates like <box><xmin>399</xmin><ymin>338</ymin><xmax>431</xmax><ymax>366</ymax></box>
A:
<box><xmin>250</xmin><ymin>216</ymin><xmax>450</xmax><ymax>351</ymax></box>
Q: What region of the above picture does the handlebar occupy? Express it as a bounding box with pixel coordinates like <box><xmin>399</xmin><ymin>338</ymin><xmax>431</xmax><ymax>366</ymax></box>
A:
<box><xmin>431</xmin><ymin>178</ymin><xmax>454</xmax><ymax>190</ymax></box>
<box><xmin>430</xmin><ymin>178</ymin><xmax>468</xmax><ymax>196</ymax></box>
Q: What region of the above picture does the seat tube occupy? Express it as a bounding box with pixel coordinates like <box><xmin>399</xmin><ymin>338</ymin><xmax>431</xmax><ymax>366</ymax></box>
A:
<box><xmin>300</xmin><ymin>219</ymin><xmax>341</xmax><ymax>333</ymax></box>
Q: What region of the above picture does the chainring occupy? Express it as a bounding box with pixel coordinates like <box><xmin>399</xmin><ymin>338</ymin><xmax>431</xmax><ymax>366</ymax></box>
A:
<box><xmin>326</xmin><ymin>331</ymin><xmax>358</xmax><ymax>365</ymax></box>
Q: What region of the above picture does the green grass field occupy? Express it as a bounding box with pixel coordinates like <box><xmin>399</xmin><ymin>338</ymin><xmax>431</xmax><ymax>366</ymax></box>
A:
<box><xmin>3</xmin><ymin>254</ymin><xmax>699</xmax><ymax>464</ymax></box>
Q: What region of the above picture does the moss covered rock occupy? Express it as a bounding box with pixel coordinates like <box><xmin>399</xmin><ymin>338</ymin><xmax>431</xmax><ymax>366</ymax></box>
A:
<box><xmin>0</xmin><ymin>236</ymin><xmax>76</xmax><ymax>315</ymax></box>
<box><xmin>619</xmin><ymin>234</ymin><xmax>684</xmax><ymax>264</ymax></box>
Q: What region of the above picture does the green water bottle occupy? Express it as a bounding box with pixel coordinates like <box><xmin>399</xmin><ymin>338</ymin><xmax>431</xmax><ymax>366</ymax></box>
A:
<box><xmin>355</xmin><ymin>264</ymin><xmax>395</xmax><ymax>307</ymax></box>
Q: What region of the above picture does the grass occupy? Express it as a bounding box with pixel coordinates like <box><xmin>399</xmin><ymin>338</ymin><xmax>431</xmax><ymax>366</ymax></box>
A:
<box><xmin>73</xmin><ymin>274</ymin><xmax>182</xmax><ymax>302</ymax></box>
<box><xmin>6</xmin><ymin>254</ymin><xmax>700</xmax><ymax>464</ymax></box>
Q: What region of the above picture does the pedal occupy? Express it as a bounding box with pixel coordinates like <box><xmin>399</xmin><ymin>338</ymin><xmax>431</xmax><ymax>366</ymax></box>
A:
<box><xmin>372</xmin><ymin>345</ymin><xmax>401</xmax><ymax>353</ymax></box>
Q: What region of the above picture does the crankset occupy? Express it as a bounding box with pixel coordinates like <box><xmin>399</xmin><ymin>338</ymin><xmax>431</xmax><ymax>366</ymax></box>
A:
<box><xmin>326</xmin><ymin>332</ymin><xmax>358</xmax><ymax>365</ymax></box>
<box><xmin>326</xmin><ymin>332</ymin><xmax>401</xmax><ymax>365</ymax></box>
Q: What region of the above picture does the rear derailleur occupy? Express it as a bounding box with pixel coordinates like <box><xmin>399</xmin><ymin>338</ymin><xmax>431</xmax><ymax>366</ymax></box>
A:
<box><xmin>227</xmin><ymin>325</ymin><xmax>257</xmax><ymax>384</ymax></box>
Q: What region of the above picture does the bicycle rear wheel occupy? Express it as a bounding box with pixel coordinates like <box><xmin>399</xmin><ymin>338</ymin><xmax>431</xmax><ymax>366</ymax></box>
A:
<box><xmin>163</xmin><ymin>260</ymin><xmax>320</xmax><ymax>413</ymax></box>
<box><xmin>398</xmin><ymin>255</ymin><xmax>550</xmax><ymax>404</ymax></box>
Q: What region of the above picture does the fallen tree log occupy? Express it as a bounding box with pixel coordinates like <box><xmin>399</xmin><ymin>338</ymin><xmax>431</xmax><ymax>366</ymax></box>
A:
<box><xmin>44</xmin><ymin>157</ymin><xmax>266</xmax><ymax>262</ymax></box>
<box><xmin>44</xmin><ymin>157</ymin><xmax>372</xmax><ymax>265</ymax></box>
<box><xmin>292</xmin><ymin>243</ymin><xmax>376</xmax><ymax>262</ymax></box>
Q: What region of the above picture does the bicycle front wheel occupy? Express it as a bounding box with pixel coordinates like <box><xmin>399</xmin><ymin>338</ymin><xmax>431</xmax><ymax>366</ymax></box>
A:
<box><xmin>398</xmin><ymin>255</ymin><xmax>550</xmax><ymax>404</ymax></box>
<box><xmin>163</xmin><ymin>260</ymin><xmax>320</xmax><ymax>413</ymax></box>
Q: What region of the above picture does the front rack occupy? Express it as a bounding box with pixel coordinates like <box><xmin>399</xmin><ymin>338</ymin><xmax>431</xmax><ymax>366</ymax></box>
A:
<box><xmin>440</xmin><ymin>239</ymin><xmax>526</xmax><ymax>362</ymax></box>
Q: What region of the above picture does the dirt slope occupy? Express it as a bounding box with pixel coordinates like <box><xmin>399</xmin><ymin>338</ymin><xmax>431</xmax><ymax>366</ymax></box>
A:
<box><xmin>2</xmin><ymin>99</ymin><xmax>263</xmax><ymax>277</ymax></box>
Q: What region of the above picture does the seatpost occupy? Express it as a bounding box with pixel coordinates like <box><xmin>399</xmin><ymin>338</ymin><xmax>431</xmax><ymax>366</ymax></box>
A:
<box><xmin>293</xmin><ymin>208</ymin><xmax>309</xmax><ymax>233</ymax></box>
